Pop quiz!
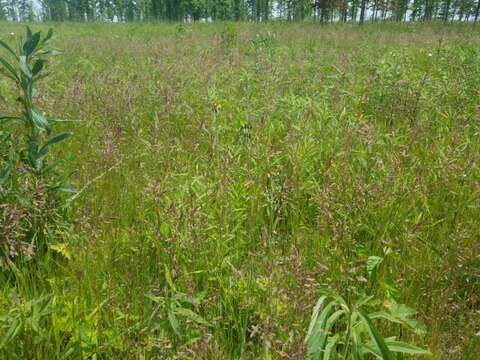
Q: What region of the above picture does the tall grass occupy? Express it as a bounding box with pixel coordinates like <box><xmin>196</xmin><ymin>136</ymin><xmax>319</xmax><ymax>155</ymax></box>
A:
<box><xmin>0</xmin><ymin>21</ymin><xmax>479</xmax><ymax>358</ymax></box>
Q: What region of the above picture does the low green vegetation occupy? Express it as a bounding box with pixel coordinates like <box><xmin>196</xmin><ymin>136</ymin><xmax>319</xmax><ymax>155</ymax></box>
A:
<box><xmin>0</xmin><ymin>22</ymin><xmax>479</xmax><ymax>359</ymax></box>
<box><xmin>305</xmin><ymin>250</ymin><xmax>430</xmax><ymax>359</ymax></box>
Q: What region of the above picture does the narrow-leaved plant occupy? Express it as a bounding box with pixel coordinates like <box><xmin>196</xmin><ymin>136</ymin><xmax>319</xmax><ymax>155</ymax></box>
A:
<box><xmin>306</xmin><ymin>253</ymin><xmax>430</xmax><ymax>360</ymax></box>
<box><xmin>0</xmin><ymin>27</ymin><xmax>68</xmax><ymax>173</ymax></box>
<box><xmin>305</xmin><ymin>289</ymin><xmax>431</xmax><ymax>359</ymax></box>
<box><xmin>0</xmin><ymin>27</ymin><xmax>70</xmax><ymax>267</ymax></box>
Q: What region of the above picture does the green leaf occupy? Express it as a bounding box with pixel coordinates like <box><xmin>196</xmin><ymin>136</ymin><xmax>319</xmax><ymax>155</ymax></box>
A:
<box><xmin>305</xmin><ymin>295</ymin><xmax>327</xmax><ymax>343</ymax></box>
<box><xmin>319</xmin><ymin>309</ymin><xmax>346</xmax><ymax>356</ymax></box>
<box><xmin>0</xmin><ymin>114</ymin><xmax>22</xmax><ymax>123</ymax></box>
<box><xmin>30</xmin><ymin>109</ymin><xmax>50</xmax><ymax>132</ymax></box>
<box><xmin>306</xmin><ymin>300</ymin><xmax>336</xmax><ymax>360</ymax></box>
<box><xmin>371</xmin><ymin>301</ymin><xmax>426</xmax><ymax>335</ymax></box>
<box><xmin>60</xmin><ymin>347</ymin><xmax>75</xmax><ymax>360</ymax></box>
<box><xmin>32</xmin><ymin>59</ymin><xmax>45</xmax><ymax>76</ymax></box>
<box><xmin>323</xmin><ymin>334</ymin><xmax>340</xmax><ymax>360</ymax></box>
<box><xmin>351</xmin><ymin>329</ymin><xmax>364</xmax><ymax>360</ymax></box>
<box><xmin>355</xmin><ymin>295</ymin><xmax>375</xmax><ymax>309</ymax></box>
<box><xmin>320</xmin><ymin>289</ymin><xmax>349</xmax><ymax>312</ymax></box>
<box><xmin>360</xmin><ymin>343</ymin><xmax>382</xmax><ymax>359</ymax></box>
<box><xmin>0</xmin><ymin>165</ymin><xmax>12</xmax><ymax>185</ymax></box>
<box><xmin>39</xmin><ymin>48</ymin><xmax>62</xmax><ymax>57</ymax></box>
<box><xmin>28</xmin><ymin>140</ymin><xmax>39</xmax><ymax>167</ymax></box>
<box><xmin>174</xmin><ymin>307</ymin><xmax>211</xmax><ymax>327</ymax></box>
<box><xmin>48</xmin><ymin>182</ymin><xmax>76</xmax><ymax>193</ymax></box>
<box><xmin>49</xmin><ymin>243</ymin><xmax>72</xmax><ymax>260</ymax></box>
<box><xmin>367</xmin><ymin>256</ymin><xmax>383</xmax><ymax>278</ymax></box>
<box><xmin>0</xmin><ymin>56</ymin><xmax>19</xmax><ymax>82</ymax></box>
<box><xmin>174</xmin><ymin>291</ymin><xmax>205</xmax><ymax>306</ymax></box>
<box><xmin>167</xmin><ymin>309</ymin><xmax>181</xmax><ymax>338</ymax></box>
<box><xmin>39</xmin><ymin>132</ymin><xmax>70</xmax><ymax>154</ymax></box>
<box><xmin>0</xmin><ymin>319</ymin><xmax>20</xmax><ymax>349</ymax></box>
<box><xmin>164</xmin><ymin>264</ymin><xmax>176</xmax><ymax>291</ymax></box>
<box><xmin>0</xmin><ymin>39</ymin><xmax>19</xmax><ymax>60</ymax></box>
<box><xmin>384</xmin><ymin>339</ymin><xmax>431</xmax><ymax>355</ymax></box>
<box><xmin>358</xmin><ymin>310</ymin><xmax>393</xmax><ymax>360</ymax></box>
<box><xmin>23</xmin><ymin>31</ymin><xmax>41</xmax><ymax>57</ymax></box>
<box><xmin>41</xmin><ymin>28</ymin><xmax>54</xmax><ymax>45</ymax></box>
<box><xmin>363</xmin><ymin>339</ymin><xmax>431</xmax><ymax>358</ymax></box>
<box><xmin>19</xmin><ymin>56</ymin><xmax>31</xmax><ymax>78</ymax></box>
<box><xmin>388</xmin><ymin>302</ymin><xmax>416</xmax><ymax>318</ymax></box>
<box><xmin>144</xmin><ymin>293</ymin><xmax>165</xmax><ymax>305</ymax></box>
<box><xmin>159</xmin><ymin>222</ymin><xmax>171</xmax><ymax>237</ymax></box>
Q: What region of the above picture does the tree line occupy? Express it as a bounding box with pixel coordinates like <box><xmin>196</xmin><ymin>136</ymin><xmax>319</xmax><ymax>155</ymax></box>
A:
<box><xmin>0</xmin><ymin>0</ymin><xmax>479</xmax><ymax>24</ymax></box>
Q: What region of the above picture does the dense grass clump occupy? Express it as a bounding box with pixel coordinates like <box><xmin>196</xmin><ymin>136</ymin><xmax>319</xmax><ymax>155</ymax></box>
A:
<box><xmin>0</xmin><ymin>22</ymin><xmax>479</xmax><ymax>358</ymax></box>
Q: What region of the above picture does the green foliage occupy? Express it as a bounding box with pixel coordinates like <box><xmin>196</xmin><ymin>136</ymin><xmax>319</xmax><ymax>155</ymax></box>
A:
<box><xmin>250</xmin><ymin>30</ymin><xmax>278</xmax><ymax>54</ymax></box>
<box><xmin>0</xmin><ymin>26</ymin><xmax>66</xmax><ymax>173</ymax></box>
<box><xmin>0</xmin><ymin>27</ymin><xmax>71</xmax><ymax>267</ymax></box>
<box><xmin>175</xmin><ymin>23</ymin><xmax>192</xmax><ymax>37</ymax></box>
<box><xmin>145</xmin><ymin>265</ymin><xmax>211</xmax><ymax>341</ymax></box>
<box><xmin>0</xmin><ymin>294</ymin><xmax>56</xmax><ymax>355</ymax></box>
<box><xmin>305</xmin><ymin>289</ymin><xmax>430</xmax><ymax>359</ymax></box>
<box><xmin>220</xmin><ymin>23</ymin><xmax>238</xmax><ymax>51</ymax></box>
<box><xmin>0</xmin><ymin>292</ymin><xmax>116</xmax><ymax>359</ymax></box>
<box><xmin>2</xmin><ymin>0</ymin><xmax>480</xmax><ymax>23</ymax></box>
<box><xmin>0</xmin><ymin>22</ymin><xmax>479</xmax><ymax>359</ymax></box>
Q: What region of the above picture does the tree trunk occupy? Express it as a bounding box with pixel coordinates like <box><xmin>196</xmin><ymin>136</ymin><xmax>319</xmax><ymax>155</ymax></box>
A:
<box><xmin>359</xmin><ymin>0</ymin><xmax>367</xmax><ymax>24</ymax></box>
<box><xmin>443</xmin><ymin>0</ymin><xmax>451</xmax><ymax>22</ymax></box>
<box><xmin>475</xmin><ymin>0</ymin><xmax>480</xmax><ymax>24</ymax></box>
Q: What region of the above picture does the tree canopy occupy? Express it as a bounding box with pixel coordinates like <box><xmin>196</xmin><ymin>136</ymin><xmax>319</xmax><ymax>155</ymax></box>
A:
<box><xmin>0</xmin><ymin>0</ymin><xmax>479</xmax><ymax>23</ymax></box>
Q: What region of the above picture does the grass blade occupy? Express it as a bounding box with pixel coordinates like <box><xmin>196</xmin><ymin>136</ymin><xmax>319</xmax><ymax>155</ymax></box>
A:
<box><xmin>358</xmin><ymin>310</ymin><xmax>393</xmax><ymax>360</ymax></box>
<box><xmin>306</xmin><ymin>300</ymin><xmax>335</xmax><ymax>360</ymax></box>
<box><xmin>305</xmin><ymin>295</ymin><xmax>327</xmax><ymax>343</ymax></box>
<box><xmin>384</xmin><ymin>339</ymin><xmax>431</xmax><ymax>355</ymax></box>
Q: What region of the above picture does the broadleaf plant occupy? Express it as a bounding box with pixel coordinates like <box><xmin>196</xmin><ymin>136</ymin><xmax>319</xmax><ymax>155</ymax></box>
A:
<box><xmin>0</xmin><ymin>27</ymin><xmax>67</xmax><ymax>173</ymax></box>
<box><xmin>305</xmin><ymin>289</ymin><xmax>430</xmax><ymax>360</ymax></box>
<box><xmin>144</xmin><ymin>265</ymin><xmax>211</xmax><ymax>341</ymax></box>
<box><xmin>0</xmin><ymin>27</ymin><xmax>71</xmax><ymax>267</ymax></box>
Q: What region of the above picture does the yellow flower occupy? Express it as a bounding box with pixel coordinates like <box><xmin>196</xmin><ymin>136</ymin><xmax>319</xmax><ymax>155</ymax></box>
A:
<box><xmin>213</xmin><ymin>102</ymin><xmax>222</xmax><ymax>113</ymax></box>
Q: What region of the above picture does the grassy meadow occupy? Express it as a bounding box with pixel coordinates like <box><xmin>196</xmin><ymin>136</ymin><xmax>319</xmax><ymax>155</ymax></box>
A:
<box><xmin>0</xmin><ymin>21</ymin><xmax>480</xmax><ymax>358</ymax></box>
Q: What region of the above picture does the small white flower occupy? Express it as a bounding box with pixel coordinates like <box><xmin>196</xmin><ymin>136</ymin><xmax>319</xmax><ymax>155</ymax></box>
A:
<box><xmin>10</xmin><ymin>32</ymin><xmax>15</xmax><ymax>36</ymax></box>
<box><xmin>428</xmin><ymin>53</ymin><xmax>433</xmax><ymax>57</ymax></box>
